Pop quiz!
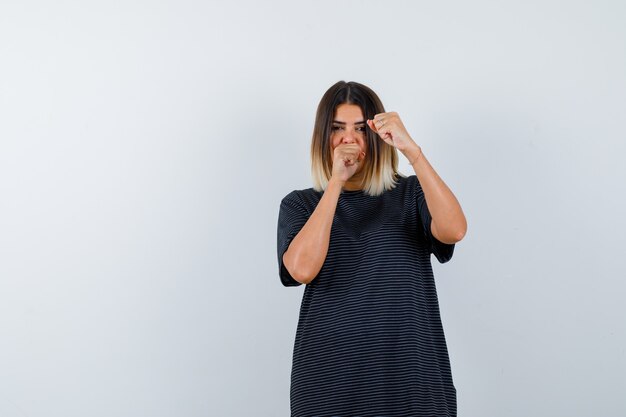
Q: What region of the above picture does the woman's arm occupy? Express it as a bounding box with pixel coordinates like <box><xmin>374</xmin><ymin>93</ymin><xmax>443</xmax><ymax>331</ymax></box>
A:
<box><xmin>282</xmin><ymin>178</ymin><xmax>342</xmax><ymax>284</ymax></box>
<box><xmin>403</xmin><ymin>144</ymin><xmax>467</xmax><ymax>244</ymax></box>
<box><xmin>283</xmin><ymin>143</ymin><xmax>363</xmax><ymax>284</ymax></box>
<box><xmin>367</xmin><ymin>113</ymin><xmax>467</xmax><ymax>244</ymax></box>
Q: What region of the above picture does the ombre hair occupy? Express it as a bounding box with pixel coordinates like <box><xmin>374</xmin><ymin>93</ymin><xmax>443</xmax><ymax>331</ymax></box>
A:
<box><xmin>311</xmin><ymin>81</ymin><xmax>399</xmax><ymax>196</ymax></box>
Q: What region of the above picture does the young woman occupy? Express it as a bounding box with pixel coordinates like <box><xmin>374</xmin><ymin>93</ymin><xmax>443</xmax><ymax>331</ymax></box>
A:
<box><xmin>277</xmin><ymin>80</ymin><xmax>467</xmax><ymax>416</ymax></box>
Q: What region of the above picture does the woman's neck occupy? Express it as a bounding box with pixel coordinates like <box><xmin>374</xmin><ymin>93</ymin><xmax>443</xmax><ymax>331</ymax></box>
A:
<box><xmin>342</xmin><ymin>172</ymin><xmax>365</xmax><ymax>191</ymax></box>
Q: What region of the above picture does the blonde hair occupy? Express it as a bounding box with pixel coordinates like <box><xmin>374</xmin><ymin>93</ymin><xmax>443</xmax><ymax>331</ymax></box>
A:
<box><xmin>311</xmin><ymin>81</ymin><xmax>399</xmax><ymax>196</ymax></box>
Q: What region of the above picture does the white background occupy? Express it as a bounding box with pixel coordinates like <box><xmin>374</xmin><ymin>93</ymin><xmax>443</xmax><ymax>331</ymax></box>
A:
<box><xmin>1</xmin><ymin>1</ymin><xmax>625</xmax><ymax>416</ymax></box>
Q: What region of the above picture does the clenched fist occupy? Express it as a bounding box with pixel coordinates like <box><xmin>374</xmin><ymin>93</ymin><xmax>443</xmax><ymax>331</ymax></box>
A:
<box><xmin>331</xmin><ymin>143</ymin><xmax>366</xmax><ymax>183</ymax></box>
<box><xmin>366</xmin><ymin>112</ymin><xmax>417</xmax><ymax>152</ymax></box>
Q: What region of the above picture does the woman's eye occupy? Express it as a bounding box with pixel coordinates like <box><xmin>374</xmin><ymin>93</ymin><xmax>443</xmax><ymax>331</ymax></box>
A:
<box><xmin>331</xmin><ymin>126</ymin><xmax>365</xmax><ymax>133</ymax></box>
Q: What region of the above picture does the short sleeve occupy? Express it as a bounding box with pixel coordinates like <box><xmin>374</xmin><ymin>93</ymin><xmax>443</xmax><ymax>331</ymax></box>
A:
<box><xmin>412</xmin><ymin>176</ymin><xmax>455</xmax><ymax>264</ymax></box>
<box><xmin>276</xmin><ymin>192</ymin><xmax>310</xmax><ymax>287</ymax></box>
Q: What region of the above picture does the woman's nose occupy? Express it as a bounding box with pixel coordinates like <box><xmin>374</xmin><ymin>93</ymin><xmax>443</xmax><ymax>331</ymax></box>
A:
<box><xmin>341</xmin><ymin>130</ymin><xmax>356</xmax><ymax>144</ymax></box>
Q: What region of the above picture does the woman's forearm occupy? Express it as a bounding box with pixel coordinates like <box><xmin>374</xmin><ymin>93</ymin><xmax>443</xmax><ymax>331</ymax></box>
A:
<box><xmin>282</xmin><ymin>178</ymin><xmax>343</xmax><ymax>284</ymax></box>
<box><xmin>403</xmin><ymin>144</ymin><xmax>467</xmax><ymax>244</ymax></box>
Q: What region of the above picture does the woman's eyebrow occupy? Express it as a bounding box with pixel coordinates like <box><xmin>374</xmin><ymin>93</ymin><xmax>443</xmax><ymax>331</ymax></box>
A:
<box><xmin>332</xmin><ymin>120</ymin><xmax>366</xmax><ymax>125</ymax></box>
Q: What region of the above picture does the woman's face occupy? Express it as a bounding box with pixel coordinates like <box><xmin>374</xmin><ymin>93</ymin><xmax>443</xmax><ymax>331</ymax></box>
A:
<box><xmin>330</xmin><ymin>103</ymin><xmax>368</xmax><ymax>158</ymax></box>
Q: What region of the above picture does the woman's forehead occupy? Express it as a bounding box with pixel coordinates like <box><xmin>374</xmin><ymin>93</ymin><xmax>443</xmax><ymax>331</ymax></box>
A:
<box><xmin>333</xmin><ymin>103</ymin><xmax>365</xmax><ymax>123</ymax></box>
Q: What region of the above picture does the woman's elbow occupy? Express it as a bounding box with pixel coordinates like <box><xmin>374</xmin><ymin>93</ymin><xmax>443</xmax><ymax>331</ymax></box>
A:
<box><xmin>432</xmin><ymin>220</ymin><xmax>467</xmax><ymax>244</ymax></box>
<box><xmin>288</xmin><ymin>264</ymin><xmax>319</xmax><ymax>285</ymax></box>
<box><xmin>291</xmin><ymin>269</ymin><xmax>316</xmax><ymax>285</ymax></box>
<box><xmin>449</xmin><ymin>216</ymin><xmax>468</xmax><ymax>243</ymax></box>
<box><xmin>453</xmin><ymin>225</ymin><xmax>467</xmax><ymax>243</ymax></box>
<box><xmin>283</xmin><ymin>252</ymin><xmax>318</xmax><ymax>284</ymax></box>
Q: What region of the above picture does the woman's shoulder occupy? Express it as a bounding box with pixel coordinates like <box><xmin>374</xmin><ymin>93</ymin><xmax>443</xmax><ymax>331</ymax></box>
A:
<box><xmin>380</xmin><ymin>173</ymin><xmax>423</xmax><ymax>207</ymax></box>
<box><xmin>387</xmin><ymin>173</ymin><xmax>417</xmax><ymax>194</ymax></box>
<box><xmin>281</xmin><ymin>186</ymin><xmax>322</xmax><ymax>210</ymax></box>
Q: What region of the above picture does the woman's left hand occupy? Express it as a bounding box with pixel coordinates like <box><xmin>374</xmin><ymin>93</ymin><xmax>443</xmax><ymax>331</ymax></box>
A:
<box><xmin>367</xmin><ymin>112</ymin><xmax>417</xmax><ymax>152</ymax></box>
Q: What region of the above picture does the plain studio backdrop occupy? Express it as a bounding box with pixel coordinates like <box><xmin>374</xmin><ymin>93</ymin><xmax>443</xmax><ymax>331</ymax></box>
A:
<box><xmin>1</xmin><ymin>1</ymin><xmax>625</xmax><ymax>416</ymax></box>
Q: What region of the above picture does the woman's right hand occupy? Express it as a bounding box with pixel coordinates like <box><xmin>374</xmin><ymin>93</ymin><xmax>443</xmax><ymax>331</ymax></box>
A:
<box><xmin>331</xmin><ymin>144</ymin><xmax>365</xmax><ymax>184</ymax></box>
